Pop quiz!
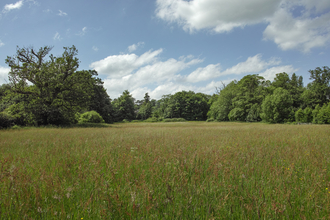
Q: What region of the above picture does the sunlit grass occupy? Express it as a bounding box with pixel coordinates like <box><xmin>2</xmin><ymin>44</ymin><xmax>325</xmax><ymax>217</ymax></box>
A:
<box><xmin>1</xmin><ymin>122</ymin><xmax>330</xmax><ymax>219</ymax></box>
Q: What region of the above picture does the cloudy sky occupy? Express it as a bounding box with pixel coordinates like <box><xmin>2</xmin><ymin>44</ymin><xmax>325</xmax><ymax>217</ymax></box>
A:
<box><xmin>0</xmin><ymin>0</ymin><xmax>329</xmax><ymax>100</ymax></box>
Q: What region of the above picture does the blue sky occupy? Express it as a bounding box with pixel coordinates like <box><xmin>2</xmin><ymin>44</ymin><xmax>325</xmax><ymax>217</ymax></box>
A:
<box><xmin>0</xmin><ymin>0</ymin><xmax>329</xmax><ymax>100</ymax></box>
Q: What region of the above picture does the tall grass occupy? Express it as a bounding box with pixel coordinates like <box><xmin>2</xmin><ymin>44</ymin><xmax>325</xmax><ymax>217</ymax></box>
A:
<box><xmin>0</xmin><ymin>122</ymin><xmax>330</xmax><ymax>219</ymax></box>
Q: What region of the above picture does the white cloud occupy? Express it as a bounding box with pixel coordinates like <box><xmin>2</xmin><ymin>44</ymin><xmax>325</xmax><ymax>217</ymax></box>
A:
<box><xmin>263</xmin><ymin>8</ymin><xmax>330</xmax><ymax>53</ymax></box>
<box><xmin>53</xmin><ymin>32</ymin><xmax>62</xmax><ymax>40</ymax></box>
<box><xmin>0</xmin><ymin>40</ymin><xmax>4</xmax><ymax>47</ymax></box>
<box><xmin>3</xmin><ymin>0</ymin><xmax>24</xmax><ymax>13</ymax></box>
<box><xmin>0</xmin><ymin>66</ymin><xmax>10</xmax><ymax>85</ymax></box>
<box><xmin>58</xmin><ymin>10</ymin><xmax>67</xmax><ymax>16</ymax></box>
<box><xmin>186</xmin><ymin>54</ymin><xmax>280</xmax><ymax>83</ymax></box>
<box><xmin>156</xmin><ymin>0</ymin><xmax>281</xmax><ymax>33</ymax></box>
<box><xmin>156</xmin><ymin>0</ymin><xmax>330</xmax><ymax>52</ymax></box>
<box><xmin>77</xmin><ymin>27</ymin><xmax>87</xmax><ymax>36</ymax></box>
<box><xmin>186</xmin><ymin>64</ymin><xmax>221</xmax><ymax>83</ymax></box>
<box><xmin>92</xmin><ymin>46</ymin><xmax>99</xmax><ymax>51</ymax></box>
<box><xmin>101</xmin><ymin>54</ymin><xmax>202</xmax><ymax>99</ymax></box>
<box><xmin>259</xmin><ymin>65</ymin><xmax>298</xmax><ymax>81</ymax></box>
<box><xmin>93</xmin><ymin>46</ymin><xmax>296</xmax><ymax>100</ymax></box>
<box><xmin>149</xmin><ymin>82</ymin><xmax>195</xmax><ymax>99</ymax></box>
<box><xmin>128</xmin><ymin>42</ymin><xmax>145</xmax><ymax>52</ymax></box>
<box><xmin>90</xmin><ymin>49</ymin><xmax>163</xmax><ymax>78</ymax></box>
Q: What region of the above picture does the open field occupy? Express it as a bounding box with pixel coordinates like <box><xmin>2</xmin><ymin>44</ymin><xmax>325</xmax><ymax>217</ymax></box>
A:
<box><xmin>1</xmin><ymin>122</ymin><xmax>330</xmax><ymax>219</ymax></box>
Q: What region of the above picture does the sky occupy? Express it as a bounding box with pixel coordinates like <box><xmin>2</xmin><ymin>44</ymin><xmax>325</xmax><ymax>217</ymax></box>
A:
<box><xmin>0</xmin><ymin>0</ymin><xmax>329</xmax><ymax>100</ymax></box>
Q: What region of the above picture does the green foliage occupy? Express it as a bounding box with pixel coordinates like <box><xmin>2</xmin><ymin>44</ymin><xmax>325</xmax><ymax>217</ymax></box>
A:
<box><xmin>112</xmin><ymin>90</ymin><xmax>135</xmax><ymax>122</ymax></box>
<box><xmin>313</xmin><ymin>102</ymin><xmax>330</xmax><ymax>124</ymax></box>
<box><xmin>144</xmin><ymin>117</ymin><xmax>159</xmax><ymax>122</ymax></box>
<box><xmin>78</xmin><ymin>111</ymin><xmax>105</xmax><ymax>124</ymax></box>
<box><xmin>208</xmin><ymin>81</ymin><xmax>238</xmax><ymax>121</ymax></box>
<box><xmin>5</xmin><ymin>46</ymin><xmax>100</xmax><ymax>125</ymax></box>
<box><xmin>152</xmin><ymin>91</ymin><xmax>210</xmax><ymax>121</ymax></box>
<box><xmin>272</xmin><ymin>72</ymin><xmax>304</xmax><ymax>109</ymax></box>
<box><xmin>0</xmin><ymin>111</ymin><xmax>14</xmax><ymax>129</ymax></box>
<box><xmin>295</xmin><ymin>108</ymin><xmax>304</xmax><ymax>123</ymax></box>
<box><xmin>163</xmin><ymin>118</ymin><xmax>186</xmax><ymax>122</ymax></box>
<box><xmin>137</xmin><ymin>93</ymin><xmax>153</xmax><ymax>120</ymax></box>
<box><xmin>261</xmin><ymin>88</ymin><xmax>293</xmax><ymax>123</ymax></box>
<box><xmin>228</xmin><ymin>107</ymin><xmax>245</xmax><ymax>121</ymax></box>
<box><xmin>303</xmin><ymin>107</ymin><xmax>313</xmax><ymax>123</ymax></box>
<box><xmin>312</xmin><ymin>104</ymin><xmax>321</xmax><ymax>124</ymax></box>
<box><xmin>88</xmin><ymin>83</ymin><xmax>113</xmax><ymax>123</ymax></box>
<box><xmin>302</xmin><ymin>66</ymin><xmax>330</xmax><ymax>108</ymax></box>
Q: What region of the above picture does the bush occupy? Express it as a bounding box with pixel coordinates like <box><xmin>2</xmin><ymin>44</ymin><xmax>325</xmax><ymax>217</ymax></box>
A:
<box><xmin>144</xmin><ymin>117</ymin><xmax>159</xmax><ymax>122</ymax></box>
<box><xmin>11</xmin><ymin>125</ymin><xmax>21</xmax><ymax>130</ymax></box>
<box><xmin>0</xmin><ymin>112</ymin><xmax>14</xmax><ymax>129</ymax></box>
<box><xmin>206</xmin><ymin>118</ymin><xmax>215</xmax><ymax>122</ymax></box>
<box><xmin>315</xmin><ymin>103</ymin><xmax>330</xmax><ymax>124</ymax></box>
<box><xmin>122</xmin><ymin>119</ymin><xmax>130</xmax><ymax>123</ymax></box>
<box><xmin>295</xmin><ymin>108</ymin><xmax>304</xmax><ymax>123</ymax></box>
<box><xmin>78</xmin><ymin>111</ymin><xmax>105</xmax><ymax>124</ymax></box>
<box><xmin>131</xmin><ymin>120</ymin><xmax>142</xmax><ymax>123</ymax></box>
<box><xmin>163</xmin><ymin>118</ymin><xmax>186</xmax><ymax>122</ymax></box>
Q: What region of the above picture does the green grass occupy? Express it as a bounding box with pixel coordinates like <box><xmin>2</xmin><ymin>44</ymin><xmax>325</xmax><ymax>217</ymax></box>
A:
<box><xmin>1</xmin><ymin>122</ymin><xmax>330</xmax><ymax>219</ymax></box>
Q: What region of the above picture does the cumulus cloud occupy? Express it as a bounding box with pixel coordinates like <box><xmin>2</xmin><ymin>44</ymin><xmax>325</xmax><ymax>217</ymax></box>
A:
<box><xmin>0</xmin><ymin>66</ymin><xmax>10</xmax><ymax>85</ymax></box>
<box><xmin>128</xmin><ymin>42</ymin><xmax>145</xmax><ymax>52</ymax></box>
<box><xmin>93</xmin><ymin>48</ymin><xmax>296</xmax><ymax>100</ymax></box>
<box><xmin>263</xmin><ymin>8</ymin><xmax>330</xmax><ymax>53</ymax></box>
<box><xmin>90</xmin><ymin>49</ymin><xmax>163</xmax><ymax>78</ymax></box>
<box><xmin>58</xmin><ymin>10</ymin><xmax>67</xmax><ymax>16</ymax></box>
<box><xmin>156</xmin><ymin>0</ymin><xmax>281</xmax><ymax>33</ymax></box>
<box><xmin>3</xmin><ymin>0</ymin><xmax>24</xmax><ymax>13</ymax></box>
<box><xmin>186</xmin><ymin>54</ymin><xmax>281</xmax><ymax>83</ymax></box>
<box><xmin>156</xmin><ymin>0</ymin><xmax>330</xmax><ymax>52</ymax></box>
<box><xmin>259</xmin><ymin>65</ymin><xmax>298</xmax><ymax>81</ymax></box>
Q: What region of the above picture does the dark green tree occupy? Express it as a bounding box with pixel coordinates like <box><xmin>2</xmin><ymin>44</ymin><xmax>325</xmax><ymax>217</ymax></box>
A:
<box><xmin>229</xmin><ymin>75</ymin><xmax>267</xmax><ymax>121</ymax></box>
<box><xmin>207</xmin><ymin>81</ymin><xmax>238</xmax><ymax>121</ymax></box>
<box><xmin>5</xmin><ymin>45</ymin><xmax>99</xmax><ymax>125</ymax></box>
<box><xmin>112</xmin><ymin>90</ymin><xmax>135</xmax><ymax>121</ymax></box>
<box><xmin>302</xmin><ymin>66</ymin><xmax>330</xmax><ymax>108</ymax></box>
<box><xmin>88</xmin><ymin>83</ymin><xmax>113</xmax><ymax>123</ymax></box>
<box><xmin>272</xmin><ymin>72</ymin><xmax>304</xmax><ymax>109</ymax></box>
<box><xmin>138</xmin><ymin>93</ymin><xmax>152</xmax><ymax>120</ymax></box>
<box><xmin>261</xmin><ymin>87</ymin><xmax>294</xmax><ymax>123</ymax></box>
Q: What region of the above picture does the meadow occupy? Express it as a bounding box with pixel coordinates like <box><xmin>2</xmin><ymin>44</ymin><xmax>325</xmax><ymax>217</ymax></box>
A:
<box><xmin>1</xmin><ymin>122</ymin><xmax>330</xmax><ymax>219</ymax></box>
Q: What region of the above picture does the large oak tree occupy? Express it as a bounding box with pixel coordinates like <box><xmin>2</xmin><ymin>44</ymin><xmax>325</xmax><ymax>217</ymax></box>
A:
<box><xmin>5</xmin><ymin>45</ymin><xmax>101</xmax><ymax>125</ymax></box>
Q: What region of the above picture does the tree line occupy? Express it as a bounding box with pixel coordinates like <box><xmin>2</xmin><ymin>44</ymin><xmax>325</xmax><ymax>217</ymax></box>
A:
<box><xmin>0</xmin><ymin>46</ymin><xmax>329</xmax><ymax>128</ymax></box>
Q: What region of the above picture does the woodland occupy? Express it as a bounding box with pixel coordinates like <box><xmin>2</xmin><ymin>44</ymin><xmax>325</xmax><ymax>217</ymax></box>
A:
<box><xmin>1</xmin><ymin>46</ymin><xmax>330</xmax><ymax>128</ymax></box>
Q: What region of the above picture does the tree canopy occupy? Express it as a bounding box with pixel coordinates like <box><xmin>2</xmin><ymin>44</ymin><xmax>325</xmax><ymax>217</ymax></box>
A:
<box><xmin>1</xmin><ymin>45</ymin><xmax>330</xmax><ymax>127</ymax></box>
<box><xmin>4</xmin><ymin>46</ymin><xmax>109</xmax><ymax>125</ymax></box>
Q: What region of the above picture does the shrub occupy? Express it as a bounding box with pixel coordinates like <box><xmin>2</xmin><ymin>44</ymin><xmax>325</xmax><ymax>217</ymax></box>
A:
<box><xmin>78</xmin><ymin>111</ymin><xmax>105</xmax><ymax>124</ymax></box>
<box><xmin>122</xmin><ymin>119</ymin><xmax>130</xmax><ymax>123</ymax></box>
<box><xmin>131</xmin><ymin>120</ymin><xmax>142</xmax><ymax>123</ymax></box>
<box><xmin>11</xmin><ymin>125</ymin><xmax>21</xmax><ymax>130</ymax></box>
<box><xmin>144</xmin><ymin>117</ymin><xmax>159</xmax><ymax>122</ymax></box>
<box><xmin>206</xmin><ymin>118</ymin><xmax>215</xmax><ymax>122</ymax></box>
<box><xmin>295</xmin><ymin>108</ymin><xmax>304</xmax><ymax>123</ymax></box>
<box><xmin>315</xmin><ymin>103</ymin><xmax>330</xmax><ymax>124</ymax></box>
<box><xmin>303</xmin><ymin>107</ymin><xmax>313</xmax><ymax>123</ymax></box>
<box><xmin>0</xmin><ymin>112</ymin><xmax>14</xmax><ymax>129</ymax></box>
<box><xmin>163</xmin><ymin>118</ymin><xmax>186</xmax><ymax>122</ymax></box>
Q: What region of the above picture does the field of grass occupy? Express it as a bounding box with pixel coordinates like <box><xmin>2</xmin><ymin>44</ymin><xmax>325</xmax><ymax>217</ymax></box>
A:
<box><xmin>1</xmin><ymin>122</ymin><xmax>330</xmax><ymax>219</ymax></box>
